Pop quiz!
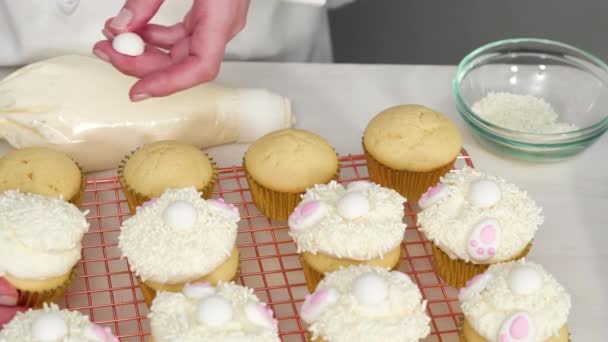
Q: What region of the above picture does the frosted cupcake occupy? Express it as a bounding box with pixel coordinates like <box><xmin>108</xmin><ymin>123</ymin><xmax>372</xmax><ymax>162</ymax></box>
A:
<box><xmin>418</xmin><ymin>167</ymin><xmax>542</xmax><ymax>288</ymax></box>
<box><xmin>459</xmin><ymin>260</ymin><xmax>571</xmax><ymax>341</ymax></box>
<box><xmin>300</xmin><ymin>265</ymin><xmax>430</xmax><ymax>342</ymax></box>
<box><xmin>149</xmin><ymin>282</ymin><xmax>279</xmax><ymax>342</ymax></box>
<box><xmin>119</xmin><ymin>140</ymin><xmax>218</xmax><ymax>213</ymax></box>
<box><xmin>118</xmin><ymin>187</ymin><xmax>240</xmax><ymax>306</ymax></box>
<box><xmin>0</xmin><ymin>190</ymin><xmax>89</xmax><ymax>307</ymax></box>
<box><xmin>289</xmin><ymin>180</ymin><xmax>405</xmax><ymax>292</ymax></box>
<box><xmin>0</xmin><ymin>304</ymin><xmax>118</xmax><ymax>342</ymax></box>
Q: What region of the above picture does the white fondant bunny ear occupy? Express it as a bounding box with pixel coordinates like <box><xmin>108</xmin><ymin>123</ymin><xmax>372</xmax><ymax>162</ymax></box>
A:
<box><xmin>467</xmin><ymin>219</ymin><xmax>500</xmax><ymax>262</ymax></box>
<box><xmin>207</xmin><ymin>198</ymin><xmax>239</xmax><ymax>215</ymax></box>
<box><xmin>419</xmin><ymin>183</ymin><xmax>449</xmax><ymax>209</ymax></box>
<box><xmin>245</xmin><ymin>302</ymin><xmax>279</xmax><ymax>330</ymax></box>
<box><xmin>299</xmin><ymin>288</ymin><xmax>339</xmax><ymax>322</ymax></box>
<box><xmin>458</xmin><ymin>273</ymin><xmax>492</xmax><ymax>301</ymax></box>
<box><xmin>136</xmin><ymin>197</ymin><xmax>159</xmax><ymax>211</ymax></box>
<box><xmin>498</xmin><ymin>312</ymin><xmax>534</xmax><ymax>342</ymax></box>
<box><xmin>288</xmin><ymin>200</ymin><xmax>328</xmax><ymax>231</ymax></box>
<box><xmin>469</xmin><ymin>179</ymin><xmax>502</xmax><ymax>208</ymax></box>
<box><xmin>85</xmin><ymin>324</ymin><xmax>119</xmax><ymax>342</ymax></box>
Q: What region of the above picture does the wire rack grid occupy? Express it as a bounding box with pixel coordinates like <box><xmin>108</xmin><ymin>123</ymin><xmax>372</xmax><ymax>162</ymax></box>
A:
<box><xmin>57</xmin><ymin>150</ymin><xmax>474</xmax><ymax>342</ymax></box>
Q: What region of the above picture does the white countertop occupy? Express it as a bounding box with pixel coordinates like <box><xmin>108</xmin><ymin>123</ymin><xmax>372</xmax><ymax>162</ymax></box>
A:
<box><xmin>1</xmin><ymin>62</ymin><xmax>607</xmax><ymax>339</ymax></box>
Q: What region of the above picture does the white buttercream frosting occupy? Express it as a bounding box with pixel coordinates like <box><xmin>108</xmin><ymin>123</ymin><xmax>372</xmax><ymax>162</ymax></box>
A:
<box><xmin>0</xmin><ymin>303</ymin><xmax>118</xmax><ymax>342</ymax></box>
<box><xmin>118</xmin><ymin>187</ymin><xmax>239</xmax><ymax>283</ymax></box>
<box><xmin>301</xmin><ymin>265</ymin><xmax>430</xmax><ymax>342</ymax></box>
<box><xmin>0</xmin><ymin>190</ymin><xmax>89</xmax><ymax>280</ymax></box>
<box><xmin>288</xmin><ymin>181</ymin><xmax>406</xmax><ymax>260</ymax></box>
<box><xmin>418</xmin><ymin>167</ymin><xmax>543</xmax><ymax>264</ymax></box>
<box><xmin>149</xmin><ymin>282</ymin><xmax>280</xmax><ymax>342</ymax></box>
<box><xmin>459</xmin><ymin>260</ymin><xmax>571</xmax><ymax>341</ymax></box>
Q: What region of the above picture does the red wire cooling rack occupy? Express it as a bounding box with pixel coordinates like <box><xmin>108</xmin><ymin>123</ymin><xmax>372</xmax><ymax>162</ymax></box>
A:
<box><xmin>57</xmin><ymin>150</ymin><xmax>474</xmax><ymax>342</ymax></box>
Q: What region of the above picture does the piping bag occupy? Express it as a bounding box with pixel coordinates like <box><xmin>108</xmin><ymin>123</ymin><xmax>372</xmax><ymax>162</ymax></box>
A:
<box><xmin>0</xmin><ymin>55</ymin><xmax>294</xmax><ymax>171</ymax></box>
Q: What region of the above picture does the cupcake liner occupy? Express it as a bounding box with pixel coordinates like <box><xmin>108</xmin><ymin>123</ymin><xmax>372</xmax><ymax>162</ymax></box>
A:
<box><xmin>458</xmin><ymin>318</ymin><xmax>571</xmax><ymax>342</ymax></box>
<box><xmin>15</xmin><ymin>267</ymin><xmax>78</xmax><ymax>308</ymax></box>
<box><xmin>300</xmin><ymin>248</ymin><xmax>403</xmax><ymax>293</ymax></box>
<box><xmin>118</xmin><ymin>149</ymin><xmax>218</xmax><ymax>214</ymax></box>
<box><xmin>242</xmin><ymin>157</ymin><xmax>340</xmax><ymax>221</ymax></box>
<box><xmin>68</xmin><ymin>162</ymin><xmax>87</xmax><ymax>207</ymax></box>
<box><xmin>362</xmin><ymin>141</ymin><xmax>455</xmax><ymax>202</ymax></box>
<box><xmin>431</xmin><ymin>242</ymin><xmax>532</xmax><ymax>289</ymax></box>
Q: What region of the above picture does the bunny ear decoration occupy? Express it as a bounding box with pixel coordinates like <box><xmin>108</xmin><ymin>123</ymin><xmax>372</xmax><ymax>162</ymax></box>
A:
<box><xmin>288</xmin><ymin>200</ymin><xmax>328</xmax><ymax>231</ymax></box>
<box><xmin>299</xmin><ymin>288</ymin><xmax>340</xmax><ymax>323</ymax></box>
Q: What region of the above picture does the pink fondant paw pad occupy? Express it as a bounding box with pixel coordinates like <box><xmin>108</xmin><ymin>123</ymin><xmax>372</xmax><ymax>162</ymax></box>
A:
<box><xmin>498</xmin><ymin>312</ymin><xmax>534</xmax><ymax>342</ymax></box>
<box><xmin>288</xmin><ymin>200</ymin><xmax>328</xmax><ymax>231</ymax></box>
<box><xmin>467</xmin><ymin>219</ymin><xmax>500</xmax><ymax>262</ymax></box>
<box><xmin>419</xmin><ymin>183</ymin><xmax>449</xmax><ymax>209</ymax></box>
<box><xmin>299</xmin><ymin>288</ymin><xmax>339</xmax><ymax>322</ymax></box>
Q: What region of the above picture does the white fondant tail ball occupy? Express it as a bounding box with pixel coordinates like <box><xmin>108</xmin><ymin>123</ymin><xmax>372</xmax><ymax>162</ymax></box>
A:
<box><xmin>197</xmin><ymin>295</ymin><xmax>233</xmax><ymax>326</ymax></box>
<box><xmin>346</xmin><ymin>181</ymin><xmax>373</xmax><ymax>192</ymax></box>
<box><xmin>112</xmin><ymin>32</ymin><xmax>145</xmax><ymax>56</ymax></box>
<box><xmin>336</xmin><ymin>192</ymin><xmax>370</xmax><ymax>220</ymax></box>
<box><xmin>31</xmin><ymin>313</ymin><xmax>68</xmax><ymax>341</ymax></box>
<box><xmin>469</xmin><ymin>180</ymin><xmax>502</xmax><ymax>208</ymax></box>
<box><xmin>162</xmin><ymin>200</ymin><xmax>198</xmax><ymax>231</ymax></box>
<box><xmin>351</xmin><ymin>273</ymin><xmax>388</xmax><ymax>306</ymax></box>
<box><xmin>508</xmin><ymin>265</ymin><xmax>544</xmax><ymax>295</ymax></box>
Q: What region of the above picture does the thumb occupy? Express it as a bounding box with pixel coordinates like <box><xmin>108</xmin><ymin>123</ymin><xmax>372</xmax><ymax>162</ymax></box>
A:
<box><xmin>0</xmin><ymin>306</ymin><xmax>26</xmax><ymax>328</ymax></box>
<box><xmin>108</xmin><ymin>0</ymin><xmax>165</xmax><ymax>33</ymax></box>
<box><xmin>0</xmin><ymin>279</ymin><xmax>17</xmax><ymax>307</ymax></box>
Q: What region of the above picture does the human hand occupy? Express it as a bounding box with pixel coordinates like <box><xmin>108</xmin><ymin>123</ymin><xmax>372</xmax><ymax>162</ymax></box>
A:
<box><xmin>93</xmin><ymin>0</ymin><xmax>250</xmax><ymax>101</ymax></box>
<box><xmin>0</xmin><ymin>279</ymin><xmax>25</xmax><ymax>328</ymax></box>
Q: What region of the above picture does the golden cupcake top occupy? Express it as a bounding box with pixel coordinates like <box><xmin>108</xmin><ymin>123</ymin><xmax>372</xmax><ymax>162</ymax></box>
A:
<box><xmin>0</xmin><ymin>147</ymin><xmax>81</xmax><ymax>200</ymax></box>
<box><xmin>363</xmin><ymin>104</ymin><xmax>462</xmax><ymax>172</ymax></box>
<box><xmin>122</xmin><ymin>140</ymin><xmax>215</xmax><ymax>198</ymax></box>
<box><xmin>244</xmin><ymin>129</ymin><xmax>338</xmax><ymax>192</ymax></box>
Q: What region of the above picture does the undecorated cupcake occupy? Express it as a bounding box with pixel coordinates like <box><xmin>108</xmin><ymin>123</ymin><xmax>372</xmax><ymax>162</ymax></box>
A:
<box><xmin>119</xmin><ymin>140</ymin><xmax>218</xmax><ymax>213</ymax></box>
<box><xmin>118</xmin><ymin>187</ymin><xmax>240</xmax><ymax>306</ymax></box>
<box><xmin>149</xmin><ymin>282</ymin><xmax>279</xmax><ymax>342</ymax></box>
<box><xmin>300</xmin><ymin>265</ymin><xmax>430</xmax><ymax>342</ymax></box>
<box><xmin>363</xmin><ymin>104</ymin><xmax>462</xmax><ymax>201</ymax></box>
<box><xmin>459</xmin><ymin>260</ymin><xmax>571</xmax><ymax>341</ymax></box>
<box><xmin>244</xmin><ymin>128</ymin><xmax>339</xmax><ymax>220</ymax></box>
<box><xmin>418</xmin><ymin>167</ymin><xmax>543</xmax><ymax>288</ymax></box>
<box><xmin>0</xmin><ymin>190</ymin><xmax>89</xmax><ymax>307</ymax></box>
<box><xmin>288</xmin><ymin>180</ymin><xmax>405</xmax><ymax>292</ymax></box>
<box><xmin>0</xmin><ymin>303</ymin><xmax>118</xmax><ymax>342</ymax></box>
<box><xmin>0</xmin><ymin>147</ymin><xmax>85</xmax><ymax>205</ymax></box>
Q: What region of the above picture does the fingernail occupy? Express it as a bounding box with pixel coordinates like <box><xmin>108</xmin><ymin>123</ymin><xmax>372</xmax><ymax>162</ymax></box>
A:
<box><xmin>0</xmin><ymin>295</ymin><xmax>16</xmax><ymax>306</ymax></box>
<box><xmin>102</xmin><ymin>28</ymin><xmax>114</xmax><ymax>39</ymax></box>
<box><xmin>131</xmin><ymin>93</ymin><xmax>150</xmax><ymax>102</ymax></box>
<box><xmin>110</xmin><ymin>8</ymin><xmax>133</xmax><ymax>30</ymax></box>
<box><xmin>93</xmin><ymin>49</ymin><xmax>110</xmax><ymax>63</ymax></box>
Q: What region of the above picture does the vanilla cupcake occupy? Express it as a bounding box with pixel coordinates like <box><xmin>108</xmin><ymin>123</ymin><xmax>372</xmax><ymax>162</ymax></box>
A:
<box><xmin>459</xmin><ymin>260</ymin><xmax>571</xmax><ymax>341</ymax></box>
<box><xmin>119</xmin><ymin>140</ymin><xmax>218</xmax><ymax>213</ymax></box>
<box><xmin>0</xmin><ymin>147</ymin><xmax>85</xmax><ymax>205</ymax></box>
<box><xmin>289</xmin><ymin>180</ymin><xmax>405</xmax><ymax>292</ymax></box>
<box><xmin>418</xmin><ymin>167</ymin><xmax>542</xmax><ymax>288</ymax></box>
<box><xmin>118</xmin><ymin>187</ymin><xmax>240</xmax><ymax>306</ymax></box>
<box><xmin>149</xmin><ymin>282</ymin><xmax>279</xmax><ymax>342</ymax></box>
<box><xmin>0</xmin><ymin>190</ymin><xmax>89</xmax><ymax>307</ymax></box>
<box><xmin>300</xmin><ymin>265</ymin><xmax>430</xmax><ymax>342</ymax></box>
<box><xmin>0</xmin><ymin>304</ymin><xmax>118</xmax><ymax>342</ymax></box>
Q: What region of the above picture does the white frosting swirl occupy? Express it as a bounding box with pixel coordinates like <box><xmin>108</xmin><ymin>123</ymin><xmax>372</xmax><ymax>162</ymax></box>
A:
<box><xmin>0</xmin><ymin>190</ymin><xmax>89</xmax><ymax>280</ymax></box>
<box><xmin>418</xmin><ymin>167</ymin><xmax>543</xmax><ymax>263</ymax></box>
<box><xmin>302</xmin><ymin>265</ymin><xmax>430</xmax><ymax>342</ymax></box>
<box><xmin>118</xmin><ymin>187</ymin><xmax>239</xmax><ymax>283</ymax></box>
<box><xmin>0</xmin><ymin>303</ymin><xmax>118</xmax><ymax>342</ymax></box>
<box><xmin>459</xmin><ymin>260</ymin><xmax>571</xmax><ymax>341</ymax></box>
<box><xmin>288</xmin><ymin>181</ymin><xmax>406</xmax><ymax>260</ymax></box>
<box><xmin>149</xmin><ymin>282</ymin><xmax>280</xmax><ymax>342</ymax></box>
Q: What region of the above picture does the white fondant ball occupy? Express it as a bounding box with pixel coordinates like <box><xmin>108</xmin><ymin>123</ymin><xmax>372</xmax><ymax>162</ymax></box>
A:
<box><xmin>469</xmin><ymin>180</ymin><xmax>502</xmax><ymax>208</ymax></box>
<box><xmin>508</xmin><ymin>265</ymin><xmax>544</xmax><ymax>295</ymax></box>
<box><xmin>112</xmin><ymin>32</ymin><xmax>145</xmax><ymax>56</ymax></box>
<box><xmin>197</xmin><ymin>295</ymin><xmax>233</xmax><ymax>326</ymax></box>
<box><xmin>351</xmin><ymin>273</ymin><xmax>388</xmax><ymax>305</ymax></box>
<box><xmin>162</xmin><ymin>200</ymin><xmax>197</xmax><ymax>231</ymax></box>
<box><xmin>336</xmin><ymin>192</ymin><xmax>370</xmax><ymax>219</ymax></box>
<box><xmin>31</xmin><ymin>313</ymin><xmax>68</xmax><ymax>341</ymax></box>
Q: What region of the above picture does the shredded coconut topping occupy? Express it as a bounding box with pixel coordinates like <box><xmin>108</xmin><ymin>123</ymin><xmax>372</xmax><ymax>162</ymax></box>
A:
<box><xmin>289</xmin><ymin>181</ymin><xmax>406</xmax><ymax>260</ymax></box>
<box><xmin>0</xmin><ymin>190</ymin><xmax>89</xmax><ymax>279</ymax></box>
<box><xmin>118</xmin><ymin>187</ymin><xmax>239</xmax><ymax>283</ymax></box>
<box><xmin>304</xmin><ymin>265</ymin><xmax>430</xmax><ymax>342</ymax></box>
<box><xmin>149</xmin><ymin>282</ymin><xmax>280</xmax><ymax>342</ymax></box>
<box><xmin>418</xmin><ymin>167</ymin><xmax>543</xmax><ymax>263</ymax></box>
<box><xmin>460</xmin><ymin>260</ymin><xmax>571</xmax><ymax>341</ymax></box>
<box><xmin>471</xmin><ymin>92</ymin><xmax>578</xmax><ymax>133</ymax></box>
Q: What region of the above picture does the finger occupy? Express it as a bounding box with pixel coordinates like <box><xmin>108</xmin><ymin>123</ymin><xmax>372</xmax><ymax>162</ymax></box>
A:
<box><xmin>0</xmin><ymin>306</ymin><xmax>26</xmax><ymax>327</ymax></box>
<box><xmin>93</xmin><ymin>40</ymin><xmax>173</xmax><ymax>78</ymax></box>
<box><xmin>129</xmin><ymin>26</ymin><xmax>227</xmax><ymax>99</ymax></box>
<box><xmin>0</xmin><ymin>279</ymin><xmax>18</xmax><ymax>306</ymax></box>
<box><xmin>138</xmin><ymin>23</ymin><xmax>188</xmax><ymax>50</ymax></box>
<box><xmin>107</xmin><ymin>0</ymin><xmax>165</xmax><ymax>33</ymax></box>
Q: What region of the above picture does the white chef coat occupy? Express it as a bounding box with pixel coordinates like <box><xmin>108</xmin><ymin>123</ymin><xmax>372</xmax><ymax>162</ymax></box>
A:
<box><xmin>0</xmin><ymin>0</ymin><xmax>353</xmax><ymax>66</ymax></box>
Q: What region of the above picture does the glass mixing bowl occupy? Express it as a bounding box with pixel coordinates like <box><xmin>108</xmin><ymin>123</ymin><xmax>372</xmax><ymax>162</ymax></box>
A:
<box><xmin>454</xmin><ymin>38</ymin><xmax>608</xmax><ymax>161</ymax></box>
